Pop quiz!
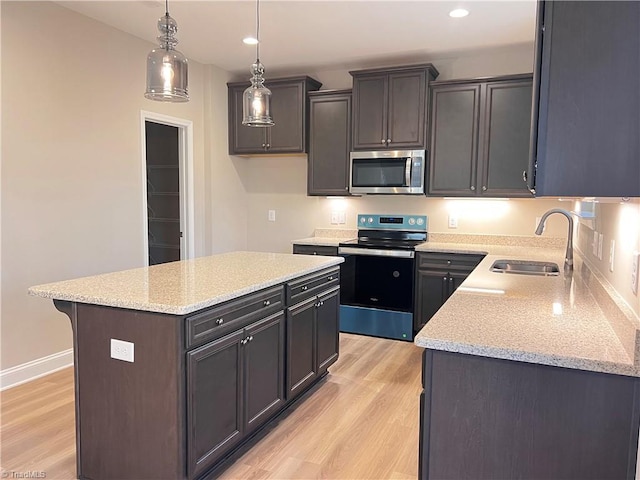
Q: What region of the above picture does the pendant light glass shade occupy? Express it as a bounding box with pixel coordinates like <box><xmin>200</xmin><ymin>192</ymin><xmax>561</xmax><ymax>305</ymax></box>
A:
<box><xmin>145</xmin><ymin>8</ymin><xmax>189</xmax><ymax>103</ymax></box>
<box><xmin>242</xmin><ymin>0</ymin><xmax>274</xmax><ymax>126</ymax></box>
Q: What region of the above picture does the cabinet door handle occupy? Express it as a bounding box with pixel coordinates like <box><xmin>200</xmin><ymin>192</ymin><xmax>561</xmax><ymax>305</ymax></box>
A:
<box><xmin>449</xmin><ymin>276</ymin><xmax>454</xmax><ymax>293</ymax></box>
<box><xmin>263</xmin><ymin>300</ymin><xmax>271</xmax><ymax>307</ymax></box>
<box><xmin>327</xmin><ymin>276</ymin><xmax>334</xmax><ymax>281</ymax></box>
<box><xmin>266</xmin><ymin>143</ymin><xmax>270</xmax><ymax>149</ymax></box>
<box><xmin>301</xmin><ymin>285</ymin><xmax>308</xmax><ymax>291</ymax></box>
<box><xmin>240</xmin><ymin>338</ymin><xmax>248</xmax><ymax>345</ymax></box>
<box><xmin>262</xmin><ymin>143</ymin><xmax>266</xmax><ymax>148</ymax></box>
<box><xmin>382</xmin><ymin>139</ymin><xmax>386</xmax><ymax>144</ymax></box>
<box><xmin>313</xmin><ymin>252</ymin><xmax>317</xmax><ymax>255</ymax></box>
<box><xmin>387</xmin><ymin>138</ymin><xmax>391</xmax><ymax>144</ymax></box>
<box><xmin>215</xmin><ymin>318</ymin><xmax>224</xmax><ymax>326</ymax></box>
<box><xmin>248</xmin><ymin>335</ymin><xmax>253</xmax><ymax>342</ymax></box>
<box><xmin>442</xmin><ymin>276</ymin><xmax>448</xmax><ymax>303</ymax></box>
<box><xmin>522</xmin><ymin>170</ymin><xmax>527</xmax><ymax>183</ymax></box>
<box><xmin>470</xmin><ymin>185</ymin><xmax>476</xmax><ymax>191</ymax></box>
<box><xmin>482</xmin><ymin>186</ymin><xmax>487</xmax><ymax>192</ymax></box>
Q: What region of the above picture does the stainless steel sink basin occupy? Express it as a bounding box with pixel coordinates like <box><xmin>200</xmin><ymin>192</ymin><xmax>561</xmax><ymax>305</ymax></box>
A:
<box><xmin>490</xmin><ymin>259</ymin><xmax>560</xmax><ymax>276</ymax></box>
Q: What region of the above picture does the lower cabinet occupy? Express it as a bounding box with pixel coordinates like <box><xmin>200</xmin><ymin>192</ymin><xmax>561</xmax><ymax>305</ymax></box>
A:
<box><xmin>414</xmin><ymin>253</ymin><xmax>484</xmax><ymax>331</ymax></box>
<box><xmin>287</xmin><ymin>286</ymin><xmax>340</xmax><ymax>400</ymax></box>
<box><xmin>292</xmin><ymin>244</ymin><xmax>339</xmax><ymax>256</ymax></box>
<box><xmin>187</xmin><ymin>312</ymin><xmax>285</xmax><ymax>479</ymax></box>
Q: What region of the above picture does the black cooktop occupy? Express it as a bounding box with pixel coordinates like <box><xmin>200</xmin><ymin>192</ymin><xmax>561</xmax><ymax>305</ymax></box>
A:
<box><xmin>339</xmin><ymin>229</ymin><xmax>427</xmax><ymax>250</ymax></box>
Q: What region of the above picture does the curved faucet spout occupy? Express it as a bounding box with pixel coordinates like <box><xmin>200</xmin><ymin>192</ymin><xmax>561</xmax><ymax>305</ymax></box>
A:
<box><xmin>535</xmin><ymin>208</ymin><xmax>574</xmax><ymax>272</ymax></box>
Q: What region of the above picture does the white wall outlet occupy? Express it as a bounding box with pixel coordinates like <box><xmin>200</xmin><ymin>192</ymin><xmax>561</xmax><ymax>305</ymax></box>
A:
<box><xmin>268</xmin><ymin>210</ymin><xmax>276</xmax><ymax>222</ymax></box>
<box><xmin>609</xmin><ymin>240</ymin><xmax>615</xmax><ymax>273</ymax></box>
<box><xmin>448</xmin><ymin>215</ymin><xmax>458</xmax><ymax>229</ymax></box>
<box><xmin>111</xmin><ymin>339</ymin><xmax>134</xmax><ymax>363</ymax></box>
<box><xmin>337</xmin><ymin>212</ymin><xmax>346</xmax><ymax>224</ymax></box>
<box><xmin>331</xmin><ymin>211</ymin><xmax>339</xmax><ymax>224</ymax></box>
<box><xmin>597</xmin><ymin>233</ymin><xmax>604</xmax><ymax>260</ymax></box>
<box><xmin>632</xmin><ymin>252</ymin><xmax>639</xmax><ymax>295</ymax></box>
<box><xmin>592</xmin><ymin>230</ymin><xmax>599</xmax><ymax>256</ymax></box>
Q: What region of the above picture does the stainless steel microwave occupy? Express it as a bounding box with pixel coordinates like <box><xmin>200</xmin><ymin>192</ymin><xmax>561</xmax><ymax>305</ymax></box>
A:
<box><xmin>349</xmin><ymin>150</ymin><xmax>425</xmax><ymax>195</ymax></box>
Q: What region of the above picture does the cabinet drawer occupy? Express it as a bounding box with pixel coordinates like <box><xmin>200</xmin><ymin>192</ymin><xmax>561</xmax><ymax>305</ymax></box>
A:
<box><xmin>292</xmin><ymin>245</ymin><xmax>339</xmax><ymax>256</ymax></box>
<box><xmin>286</xmin><ymin>267</ymin><xmax>340</xmax><ymax>305</ymax></box>
<box><xmin>186</xmin><ymin>286</ymin><xmax>285</xmax><ymax>349</ymax></box>
<box><xmin>417</xmin><ymin>252</ymin><xmax>484</xmax><ymax>273</ymax></box>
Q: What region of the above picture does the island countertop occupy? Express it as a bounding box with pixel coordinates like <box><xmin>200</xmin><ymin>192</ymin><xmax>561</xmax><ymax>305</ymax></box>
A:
<box><xmin>414</xmin><ymin>244</ymin><xmax>640</xmax><ymax>377</ymax></box>
<box><xmin>28</xmin><ymin>251</ymin><xmax>344</xmax><ymax>315</ymax></box>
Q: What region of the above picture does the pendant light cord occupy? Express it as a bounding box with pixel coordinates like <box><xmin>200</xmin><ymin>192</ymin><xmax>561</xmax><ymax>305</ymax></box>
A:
<box><xmin>256</xmin><ymin>0</ymin><xmax>260</xmax><ymax>62</ymax></box>
<box><xmin>165</xmin><ymin>0</ymin><xmax>169</xmax><ymax>16</ymax></box>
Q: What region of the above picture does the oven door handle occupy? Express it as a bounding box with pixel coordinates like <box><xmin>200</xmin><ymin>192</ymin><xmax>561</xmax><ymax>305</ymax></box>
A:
<box><xmin>338</xmin><ymin>247</ymin><xmax>414</xmax><ymax>259</ymax></box>
<box><xmin>405</xmin><ymin>158</ymin><xmax>412</xmax><ymax>187</ymax></box>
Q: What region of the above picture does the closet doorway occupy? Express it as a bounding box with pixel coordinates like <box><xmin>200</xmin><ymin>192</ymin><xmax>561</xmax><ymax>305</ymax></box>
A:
<box><xmin>141</xmin><ymin>111</ymin><xmax>194</xmax><ymax>266</ymax></box>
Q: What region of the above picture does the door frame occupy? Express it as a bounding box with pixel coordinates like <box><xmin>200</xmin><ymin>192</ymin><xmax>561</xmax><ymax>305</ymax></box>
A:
<box><xmin>140</xmin><ymin>110</ymin><xmax>195</xmax><ymax>265</ymax></box>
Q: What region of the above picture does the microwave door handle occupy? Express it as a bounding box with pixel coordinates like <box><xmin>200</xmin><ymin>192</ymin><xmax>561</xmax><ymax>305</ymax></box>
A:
<box><xmin>405</xmin><ymin>158</ymin><xmax>412</xmax><ymax>187</ymax></box>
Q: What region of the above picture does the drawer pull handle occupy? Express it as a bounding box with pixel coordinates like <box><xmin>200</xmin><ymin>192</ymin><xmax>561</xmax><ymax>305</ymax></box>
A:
<box><xmin>215</xmin><ymin>318</ymin><xmax>224</xmax><ymax>326</ymax></box>
<box><xmin>313</xmin><ymin>252</ymin><xmax>317</xmax><ymax>255</ymax></box>
<box><xmin>327</xmin><ymin>276</ymin><xmax>334</xmax><ymax>281</ymax></box>
<box><xmin>301</xmin><ymin>286</ymin><xmax>308</xmax><ymax>291</ymax></box>
<box><xmin>263</xmin><ymin>300</ymin><xmax>271</xmax><ymax>307</ymax></box>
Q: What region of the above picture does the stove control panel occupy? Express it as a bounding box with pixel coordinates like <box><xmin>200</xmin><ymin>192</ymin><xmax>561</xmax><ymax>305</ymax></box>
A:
<box><xmin>357</xmin><ymin>214</ymin><xmax>428</xmax><ymax>231</ymax></box>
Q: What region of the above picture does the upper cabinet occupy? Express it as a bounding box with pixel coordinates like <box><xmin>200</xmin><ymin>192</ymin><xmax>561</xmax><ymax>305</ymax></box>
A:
<box><xmin>307</xmin><ymin>90</ymin><xmax>352</xmax><ymax>196</ymax></box>
<box><xmin>227</xmin><ymin>76</ymin><xmax>322</xmax><ymax>156</ymax></box>
<box><xmin>350</xmin><ymin>64</ymin><xmax>439</xmax><ymax>150</ymax></box>
<box><xmin>428</xmin><ymin>75</ymin><xmax>533</xmax><ymax>197</ymax></box>
<box><xmin>530</xmin><ymin>0</ymin><xmax>639</xmax><ymax>197</ymax></box>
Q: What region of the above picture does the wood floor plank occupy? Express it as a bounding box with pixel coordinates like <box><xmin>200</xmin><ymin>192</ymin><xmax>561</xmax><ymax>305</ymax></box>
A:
<box><xmin>0</xmin><ymin>333</ymin><xmax>422</xmax><ymax>479</ymax></box>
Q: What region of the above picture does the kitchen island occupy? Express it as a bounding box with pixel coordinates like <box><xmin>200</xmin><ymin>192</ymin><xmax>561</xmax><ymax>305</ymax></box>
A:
<box><xmin>29</xmin><ymin>251</ymin><xmax>343</xmax><ymax>480</ymax></box>
<box><xmin>414</xmin><ymin>245</ymin><xmax>640</xmax><ymax>479</ymax></box>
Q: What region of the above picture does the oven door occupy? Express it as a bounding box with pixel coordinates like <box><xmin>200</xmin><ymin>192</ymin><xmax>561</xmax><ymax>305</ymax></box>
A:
<box><xmin>338</xmin><ymin>247</ymin><xmax>415</xmax><ymax>341</ymax></box>
<box><xmin>349</xmin><ymin>150</ymin><xmax>424</xmax><ymax>195</ymax></box>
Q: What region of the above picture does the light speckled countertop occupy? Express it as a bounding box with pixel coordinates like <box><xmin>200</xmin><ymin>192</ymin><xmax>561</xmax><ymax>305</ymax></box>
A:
<box><xmin>28</xmin><ymin>251</ymin><xmax>343</xmax><ymax>315</ymax></box>
<box><xmin>414</xmin><ymin>244</ymin><xmax>640</xmax><ymax>377</ymax></box>
<box><xmin>292</xmin><ymin>237</ymin><xmax>348</xmax><ymax>247</ymax></box>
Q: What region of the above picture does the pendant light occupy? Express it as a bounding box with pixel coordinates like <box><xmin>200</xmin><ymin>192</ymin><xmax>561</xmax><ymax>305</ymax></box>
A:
<box><xmin>242</xmin><ymin>0</ymin><xmax>274</xmax><ymax>126</ymax></box>
<box><xmin>145</xmin><ymin>0</ymin><xmax>189</xmax><ymax>102</ymax></box>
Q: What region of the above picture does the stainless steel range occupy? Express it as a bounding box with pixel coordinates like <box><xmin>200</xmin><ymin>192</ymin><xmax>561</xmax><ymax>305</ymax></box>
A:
<box><xmin>338</xmin><ymin>214</ymin><xmax>428</xmax><ymax>341</ymax></box>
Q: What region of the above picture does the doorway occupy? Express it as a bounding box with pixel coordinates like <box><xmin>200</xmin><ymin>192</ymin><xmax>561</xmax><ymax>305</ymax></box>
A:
<box><xmin>141</xmin><ymin>111</ymin><xmax>194</xmax><ymax>266</ymax></box>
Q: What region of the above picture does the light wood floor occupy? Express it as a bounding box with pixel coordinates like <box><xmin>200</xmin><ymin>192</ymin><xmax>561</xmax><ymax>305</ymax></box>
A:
<box><xmin>0</xmin><ymin>333</ymin><xmax>423</xmax><ymax>479</ymax></box>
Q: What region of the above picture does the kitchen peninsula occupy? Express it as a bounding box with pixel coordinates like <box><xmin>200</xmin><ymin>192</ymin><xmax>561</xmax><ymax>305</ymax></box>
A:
<box><xmin>28</xmin><ymin>251</ymin><xmax>343</xmax><ymax>480</ymax></box>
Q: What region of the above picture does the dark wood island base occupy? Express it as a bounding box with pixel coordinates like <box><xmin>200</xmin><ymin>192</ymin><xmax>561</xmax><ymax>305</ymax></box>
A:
<box><xmin>419</xmin><ymin>349</ymin><xmax>640</xmax><ymax>480</ymax></box>
<box><xmin>53</xmin><ymin>265</ymin><xmax>341</xmax><ymax>480</ymax></box>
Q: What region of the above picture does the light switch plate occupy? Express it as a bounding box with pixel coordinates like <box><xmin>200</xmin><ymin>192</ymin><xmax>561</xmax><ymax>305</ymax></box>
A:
<box><xmin>111</xmin><ymin>339</ymin><xmax>134</xmax><ymax>363</ymax></box>
<box><xmin>448</xmin><ymin>215</ymin><xmax>458</xmax><ymax>229</ymax></box>
<box><xmin>268</xmin><ymin>210</ymin><xmax>276</xmax><ymax>222</ymax></box>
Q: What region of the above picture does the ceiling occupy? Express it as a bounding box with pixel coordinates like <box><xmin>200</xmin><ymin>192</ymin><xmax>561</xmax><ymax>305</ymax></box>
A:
<box><xmin>58</xmin><ymin>0</ymin><xmax>537</xmax><ymax>75</ymax></box>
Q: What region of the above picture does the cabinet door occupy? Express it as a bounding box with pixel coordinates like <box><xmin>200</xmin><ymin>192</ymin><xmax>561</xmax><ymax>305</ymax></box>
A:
<box><xmin>414</xmin><ymin>269</ymin><xmax>449</xmax><ymax>331</ymax></box>
<box><xmin>187</xmin><ymin>330</ymin><xmax>244</xmax><ymax>479</ymax></box>
<box><xmin>244</xmin><ymin>312</ymin><xmax>285</xmax><ymax>434</ymax></box>
<box><xmin>352</xmin><ymin>74</ymin><xmax>388</xmax><ymax>150</ymax></box>
<box><xmin>481</xmin><ymin>80</ymin><xmax>533</xmax><ymax>197</ymax></box>
<box><xmin>286</xmin><ymin>297</ymin><xmax>317</xmax><ymax>399</ymax></box>
<box><xmin>447</xmin><ymin>271</ymin><xmax>469</xmax><ymax>298</ymax></box>
<box><xmin>268</xmin><ymin>82</ymin><xmax>305</xmax><ymax>153</ymax></box>
<box><xmin>307</xmin><ymin>92</ymin><xmax>352</xmax><ymax>196</ymax></box>
<box><xmin>316</xmin><ymin>287</ymin><xmax>340</xmax><ymax>374</ymax></box>
<box><xmin>428</xmin><ymin>84</ymin><xmax>481</xmax><ymax>196</ymax></box>
<box><xmin>228</xmin><ymin>85</ymin><xmax>267</xmax><ymax>155</ymax></box>
<box><xmin>387</xmin><ymin>70</ymin><xmax>427</xmax><ymax>149</ymax></box>
<box><xmin>533</xmin><ymin>1</ymin><xmax>639</xmax><ymax>197</ymax></box>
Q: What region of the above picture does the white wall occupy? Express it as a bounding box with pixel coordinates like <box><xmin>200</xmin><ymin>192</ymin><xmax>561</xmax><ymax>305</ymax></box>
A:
<box><xmin>0</xmin><ymin>2</ymin><xmax>241</xmax><ymax>373</ymax></box>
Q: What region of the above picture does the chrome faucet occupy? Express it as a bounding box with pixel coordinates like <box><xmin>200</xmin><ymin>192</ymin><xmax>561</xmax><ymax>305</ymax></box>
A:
<box><xmin>535</xmin><ymin>208</ymin><xmax>574</xmax><ymax>272</ymax></box>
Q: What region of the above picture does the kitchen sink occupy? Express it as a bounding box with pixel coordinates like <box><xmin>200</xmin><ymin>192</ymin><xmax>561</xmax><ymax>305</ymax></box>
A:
<box><xmin>490</xmin><ymin>259</ymin><xmax>560</xmax><ymax>276</ymax></box>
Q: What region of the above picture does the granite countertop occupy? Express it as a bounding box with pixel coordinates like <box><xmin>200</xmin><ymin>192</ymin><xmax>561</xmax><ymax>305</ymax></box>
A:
<box><xmin>292</xmin><ymin>237</ymin><xmax>349</xmax><ymax>247</ymax></box>
<box><xmin>414</xmin><ymin>243</ymin><xmax>639</xmax><ymax>377</ymax></box>
<box><xmin>28</xmin><ymin>251</ymin><xmax>344</xmax><ymax>315</ymax></box>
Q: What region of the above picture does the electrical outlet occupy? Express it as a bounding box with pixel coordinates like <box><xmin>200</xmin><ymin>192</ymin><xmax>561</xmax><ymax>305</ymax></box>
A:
<box><xmin>268</xmin><ymin>210</ymin><xmax>276</xmax><ymax>222</ymax></box>
<box><xmin>632</xmin><ymin>252</ymin><xmax>639</xmax><ymax>295</ymax></box>
<box><xmin>597</xmin><ymin>233</ymin><xmax>604</xmax><ymax>260</ymax></box>
<box><xmin>448</xmin><ymin>215</ymin><xmax>458</xmax><ymax>229</ymax></box>
<box><xmin>331</xmin><ymin>212</ymin><xmax>339</xmax><ymax>224</ymax></box>
<box><xmin>592</xmin><ymin>230</ymin><xmax>599</xmax><ymax>256</ymax></box>
<box><xmin>337</xmin><ymin>212</ymin><xmax>346</xmax><ymax>224</ymax></box>
<box><xmin>609</xmin><ymin>240</ymin><xmax>615</xmax><ymax>272</ymax></box>
<box><xmin>111</xmin><ymin>339</ymin><xmax>134</xmax><ymax>363</ymax></box>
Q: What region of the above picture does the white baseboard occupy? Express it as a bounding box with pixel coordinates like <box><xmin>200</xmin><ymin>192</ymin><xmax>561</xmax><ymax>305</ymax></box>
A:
<box><xmin>0</xmin><ymin>349</ymin><xmax>73</xmax><ymax>391</ymax></box>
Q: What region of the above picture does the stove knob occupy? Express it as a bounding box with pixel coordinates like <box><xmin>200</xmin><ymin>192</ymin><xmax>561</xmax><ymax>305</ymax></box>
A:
<box><xmin>368</xmin><ymin>217</ymin><xmax>374</xmax><ymax>224</ymax></box>
<box><xmin>417</xmin><ymin>218</ymin><xmax>424</xmax><ymax>226</ymax></box>
<box><xmin>408</xmin><ymin>218</ymin><xmax>416</xmax><ymax>225</ymax></box>
<box><xmin>360</xmin><ymin>217</ymin><xmax>366</xmax><ymax>224</ymax></box>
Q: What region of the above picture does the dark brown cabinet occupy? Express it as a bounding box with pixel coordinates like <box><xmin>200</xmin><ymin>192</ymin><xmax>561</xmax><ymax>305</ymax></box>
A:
<box><xmin>350</xmin><ymin>64</ymin><xmax>439</xmax><ymax>150</ymax></box>
<box><xmin>292</xmin><ymin>244</ymin><xmax>339</xmax><ymax>256</ymax></box>
<box><xmin>428</xmin><ymin>75</ymin><xmax>533</xmax><ymax>197</ymax></box>
<box><xmin>307</xmin><ymin>90</ymin><xmax>352</xmax><ymax>196</ymax></box>
<box><xmin>286</xmin><ymin>268</ymin><xmax>340</xmax><ymax>401</ymax></box>
<box><xmin>187</xmin><ymin>312</ymin><xmax>285</xmax><ymax>478</ymax></box>
<box><xmin>227</xmin><ymin>76</ymin><xmax>322</xmax><ymax>156</ymax></box>
<box><xmin>419</xmin><ymin>349</ymin><xmax>640</xmax><ymax>479</ymax></box>
<box><xmin>529</xmin><ymin>1</ymin><xmax>640</xmax><ymax>197</ymax></box>
<box><xmin>414</xmin><ymin>253</ymin><xmax>484</xmax><ymax>331</ymax></box>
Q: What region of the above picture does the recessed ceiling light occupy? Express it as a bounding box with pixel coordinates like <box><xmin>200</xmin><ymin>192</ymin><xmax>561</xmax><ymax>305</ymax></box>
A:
<box><xmin>243</xmin><ymin>37</ymin><xmax>259</xmax><ymax>45</ymax></box>
<box><xmin>449</xmin><ymin>8</ymin><xmax>469</xmax><ymax>18</ymax></box>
